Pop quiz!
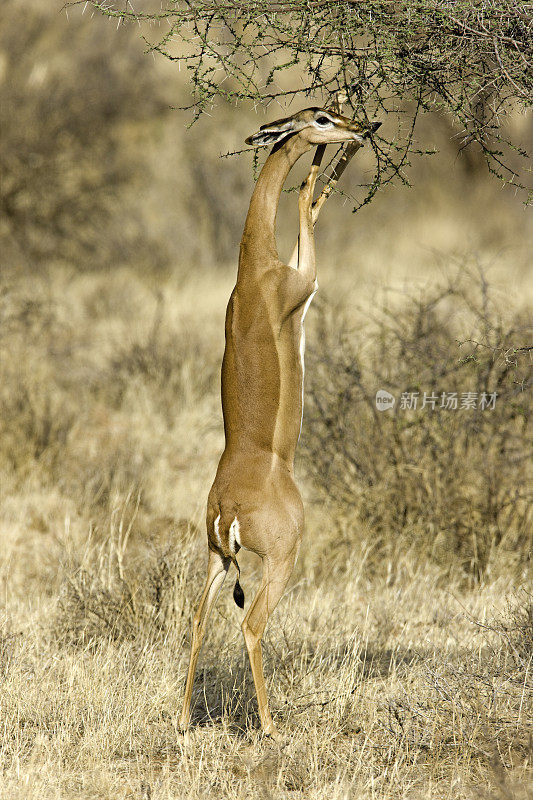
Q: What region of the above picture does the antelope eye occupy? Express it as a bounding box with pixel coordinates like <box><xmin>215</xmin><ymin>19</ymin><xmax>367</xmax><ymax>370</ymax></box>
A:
<box><xmin>315</xmin><ymin>116</ymin><xmax>331</xmax><ymax>126</ymax></box>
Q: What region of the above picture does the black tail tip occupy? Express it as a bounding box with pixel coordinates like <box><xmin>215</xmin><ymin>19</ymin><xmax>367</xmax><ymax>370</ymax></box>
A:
<box><xmin>233</xmin><ymin>580</ymin><xmax>245</xmax><ymax>609</ymax></box>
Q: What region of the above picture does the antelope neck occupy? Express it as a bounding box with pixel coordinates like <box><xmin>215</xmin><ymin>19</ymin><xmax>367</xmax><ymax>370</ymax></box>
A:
<box><xmin>239</xmin><ymin>135</ymin><xmax>312</xmax><ymax>270</ymax></box>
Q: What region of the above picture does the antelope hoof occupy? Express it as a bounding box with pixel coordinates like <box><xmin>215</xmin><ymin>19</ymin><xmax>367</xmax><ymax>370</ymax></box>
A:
<box><xmin>177</xmin><ymin>726</ymin><xmax>192</xmax><ymax>746</ymax></box>
<box><xmin>263</xmin><ymin>723</ymin><xmax>283</xmax><ymax>743</ymax></box>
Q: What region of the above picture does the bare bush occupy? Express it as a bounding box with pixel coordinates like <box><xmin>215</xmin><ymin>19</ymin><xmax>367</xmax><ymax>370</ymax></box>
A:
<box><xmin>0</xmin><ymin>284</ymin><xmax>78</xmax><ymax>478</ymax></box>
<box><xmin>0</xmin><ymin>276</ymin><xmax>220</xmax><ymax>530</ymax></box>
<box><xmin>479</xmin><ymin>589</ymin><xmax>533</xmax><ymax>673</ymax></box>
<box><xmin>55</xmin><ymin>498</ymin><xmax>202</xmax><ymax>648</ymax></box>
<box><xmin>105</xmin><ymin>299</ymin><xmax>219</xmax><ymax>418</ymax></box>
<box><xmin>0</xmin><ymin>0</ymin><xmax>169</xmax><ymax>271</ymax></box>
<box><xmin>301</xmin><ymin>268</ymin><xmax>532</xmax><ymax>580</ymax></box>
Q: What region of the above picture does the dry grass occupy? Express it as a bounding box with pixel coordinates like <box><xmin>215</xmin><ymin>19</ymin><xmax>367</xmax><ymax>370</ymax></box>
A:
<box><xmin>1</xmin><ymin>4</ymin><xmax>532</xmax><ymax>797</ymax></box>
<box><xmin>0</xmin><ymin>523</ymin><xmax>531</xmax><ymax>799</ymax></box>
<box><xmin>302</xmin><ymin>265</ymin><xmax>531</xmax><ymax>584</ymax></box>
<box><xmin>0</xmin><ymin>265</ymin><xmax>531</xmax><ymax>800</ymax></box>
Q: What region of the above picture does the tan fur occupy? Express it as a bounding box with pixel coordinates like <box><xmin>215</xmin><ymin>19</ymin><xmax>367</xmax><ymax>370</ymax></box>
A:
<box><xmin>178</xmin><ymin>108</ymin><xmax>376</xmax><ymax>739</ymax></box>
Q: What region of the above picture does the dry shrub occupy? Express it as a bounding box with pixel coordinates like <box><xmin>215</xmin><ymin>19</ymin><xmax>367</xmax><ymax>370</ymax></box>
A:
<box><xmin>0</xmin><ymin>284</ymin><xmax>78</xmax><ymax>479</ymax></box>
<box><xmin>302</xmin><ymin>267</ymin><xmax>532</xmax><ymax>580</ymax></box>
<box><xmin>0</xmin><ymin>623</ymin><xmax>18</xmax><ymax>682</ymax></box>
<box><xmin>0</xmin><ymin>0</ymin><xmax>169</xmax><ymax>271</ymax></box>
<box><xmin>0</xmin><ymin>381</ymin><xmax>77</xmax><ymax>478</ymax></box>
<box><xmin>484</xmin><ymin>589</ymin><xmax>533</xmax><ymax>673</ymax></box>
<box><xmin>54</xmin><ymin>496</ymin><xmax>204</xmax><ymax>648</ymax></box>
<box><xmin>180</xmin><ymin>112</ymin><xmax>250</xmax><ymax>266</ymax></box>
<box><xmin>0</xmin><ymin>277</ymin><xmax>219</xmax><ymax>530</ymax></box>
<box><xmin>506</xmin><ymin>590</ymin><xmax>533</xmax><ymax>668</ymax></box>
<box><xmin>104</xmin><ymin>296</ymin><xmax>219</xmax><ymax>419</ymax></box>
<box><xmin>413</xmin><ymin>594</ymin><xmax>533</xmax><ymax>794</ymax></box>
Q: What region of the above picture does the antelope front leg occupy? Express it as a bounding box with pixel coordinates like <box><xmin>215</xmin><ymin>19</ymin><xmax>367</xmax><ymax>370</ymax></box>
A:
<box><xmin>293</xmin><ymin>144</ymin><xmax>326</xmax><ymax>282</ymax></box>
<box><xmin>178</xmin><ymin>550</ymin><xmax>229</xmax><ymax>733</ymax></box>
<box><xmin>288</xmin><ymin>145</ymin><xmax>325</xmax><ymax>272</ymax></box>
<box><xmin>288</xmin><ymin>139</ymin><xmax>364</xmax><ymax>271</ymax></box>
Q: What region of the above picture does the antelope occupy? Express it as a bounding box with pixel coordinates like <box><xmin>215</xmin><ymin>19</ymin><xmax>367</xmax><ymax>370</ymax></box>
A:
<box><xmin>179</xmin><ymin>106</ymin><xmax>380</xmax><ymax>739</ymax></box>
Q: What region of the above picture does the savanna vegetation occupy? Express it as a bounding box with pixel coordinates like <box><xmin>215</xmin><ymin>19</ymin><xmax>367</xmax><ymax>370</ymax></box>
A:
<box><xmin>0</xmin><ymin>1</ymin><xmax>531</xmax><ymax>798</ymax></box>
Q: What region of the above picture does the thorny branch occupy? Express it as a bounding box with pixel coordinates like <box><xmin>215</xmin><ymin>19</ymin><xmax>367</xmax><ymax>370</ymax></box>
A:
<box><xmin>69</xmin><ymin>1</ymin><xmax>532</xmax><ymax>208</ymax></box>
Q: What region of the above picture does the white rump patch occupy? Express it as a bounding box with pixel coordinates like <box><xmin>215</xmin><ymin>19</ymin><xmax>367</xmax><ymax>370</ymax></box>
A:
<box><xmin>299</xmin><ymin>290</ymin><xmax>317</xmax><ymax>379</ymax></box>
<box><xmin>301</xmin><ymin>288</ymin><xmax>317</xmax><ymax>324</ymax></box>
<box><xmin>214</xmin><ymin>514</ymin><xmax>222</xmax><ymax>548</ymax></box>
<box><xmin>299</xmin><ymin>289</ymin><xmax>317</xmax><ymax>436</ymax></box>
<box><xmin>229</xmin><ymin>516</ymin><xmax>241</xmax><ymax>553</ymax></box>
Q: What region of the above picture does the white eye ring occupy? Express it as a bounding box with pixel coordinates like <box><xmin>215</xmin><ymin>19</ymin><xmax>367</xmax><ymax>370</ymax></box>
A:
<box><xmin>315</xmin><ymin>116</ymin><xmax>333</xmax><ymax>127</ymax></box>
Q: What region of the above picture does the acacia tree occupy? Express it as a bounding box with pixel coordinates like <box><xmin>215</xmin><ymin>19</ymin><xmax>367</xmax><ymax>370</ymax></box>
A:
<box><xmin>73</xmin><ymin>1</ymin><xmax>532</xmax><ymax>207</ymax></box>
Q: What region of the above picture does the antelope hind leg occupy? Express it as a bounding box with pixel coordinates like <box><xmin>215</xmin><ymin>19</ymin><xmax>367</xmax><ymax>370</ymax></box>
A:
<box><xmin>241</xmin><ymin>547</ymin><xmax>299</xmax><ymax>739</ymax></box>
<box><xmin>178</xmin><ymin>550</ymin><xmax>229</xmax><ymax>733</ymax></box>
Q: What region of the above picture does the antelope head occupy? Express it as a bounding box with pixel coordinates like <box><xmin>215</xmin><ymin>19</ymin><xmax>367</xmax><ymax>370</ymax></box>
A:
<box><xmin>245</xmin><ymin>107</ymin><xmax>381</xmax><ymax>148</ymax></box>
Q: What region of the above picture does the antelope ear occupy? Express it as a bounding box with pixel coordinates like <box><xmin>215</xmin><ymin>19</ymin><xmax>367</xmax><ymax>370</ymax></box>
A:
<box><xmin>245</xmin><ymin>116</ymin><xmax>298</xmax><ymax>147</ymax></box>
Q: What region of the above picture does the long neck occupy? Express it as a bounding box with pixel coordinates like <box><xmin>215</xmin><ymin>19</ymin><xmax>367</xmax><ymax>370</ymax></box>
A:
<box><xmin>238</xmin><ymin>135</ymin><xmax>311</xmax><ymax>275</ymax></box>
